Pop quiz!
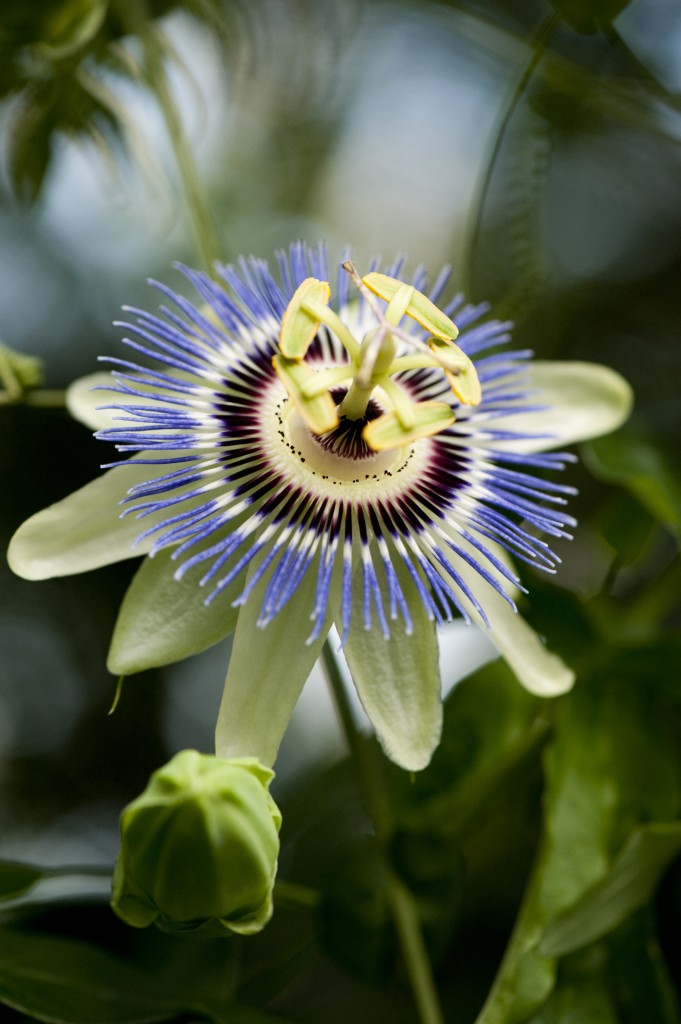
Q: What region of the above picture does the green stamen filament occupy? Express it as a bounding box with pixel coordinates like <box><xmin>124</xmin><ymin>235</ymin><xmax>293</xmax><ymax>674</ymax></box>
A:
<box><xmin>376</xmin><ymin>376</ymin><xmax>417</xmax><ymax>430</ymax></box>
<box><xmin>338</xmin><ymin>328</ymin><xmax>396</xmax><ymax>421</ymax></box>
<box><xmin>300</xmin><ymin>299</ymin><xmax>362</xmax><ymax>361</ymax></box>
<box><xmin>273</xmin><ymin>266</ymin><xmax>482</xmax><ymax>450</ymax></box>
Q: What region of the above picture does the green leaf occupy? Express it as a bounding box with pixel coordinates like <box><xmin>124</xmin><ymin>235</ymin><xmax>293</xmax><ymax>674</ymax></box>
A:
<box><xmin>7</xmin><ymin>89</ymin><xmax>54</xmax><ymax>205</ymax></box>
<box><xmin>597</xmin><ymin>491</ymin><xmax>656</xmax><ymax>565</ymax></box>
<box><xmin>413</xmin><ymin>659</ymin><xmax>541</xmax><ymax>837</ymax></box>
<box><xmin>107</xmin><ymin>541</ymin><xmax>241</xmax><ymax>675</ymax></box>
<box><xmin>608</xmin><ymin>909</ymin><xmax>681</xmax><ymax>1024</ymax></box>
<box><xmin>36</xmin><ymin>0</ymin><xmax>108</xmax><ymax>59</ymax></box>
<box><xmin>584</xmin><ymin>431</ymin><xmax>681</xmax><ymax>539</ymax></box>
<box><xmin>215</xmin><ymin>557</ymin><xmax>335</xmax><ymax>765</ymax></box>
<box><xmin>321</xmin><ymin>836</ymin><xmax>396</xmax><ymax>984</ymax></box>
<box><xmin>476</xmin><ymin>673</ymin><xmax>679</xmax><ymax>1023</ymax></box>
<box><xmin>549</xmin><ymin>0</ymin><xmax>632</xmax><ymax>34</ymax></box>
<box><xmin>528</xmin><ymin>977</ymin><xmax>619</xmax><ymax>1024</ymax></box>
<box><xmin>0</xmin><ymin>925</ymin><xmax>292</xmax><ymax>1024</ymax></box>
<box><xmin>0</xmin><ymin>862</ymin><xmax>42</xmax><ymax>901</ymax></box>
<box><xmin>540</xmin><ymin>824</ymin><xmax>681</xmax><ymax>957</ymax></box>
<box><xmin>0</xmin><ymin>927</ymin><xmax>181</xmax><ymax>1024</ymax></box>
<box><xmin>341</xmin><ymin>559</ymin><xmax>442</xmax><ymax>771</ymax></box>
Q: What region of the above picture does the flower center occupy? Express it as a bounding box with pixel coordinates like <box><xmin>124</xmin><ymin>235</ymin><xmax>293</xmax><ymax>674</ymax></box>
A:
<box><xmin>271</xmin><ymin>263</ymin><xmax>483</xmax><ymax>455</ymax></box>
<box><xmin>284</xmin><ymin>406</ymin><xmax>405</xmax><ymax>482</ymax></box>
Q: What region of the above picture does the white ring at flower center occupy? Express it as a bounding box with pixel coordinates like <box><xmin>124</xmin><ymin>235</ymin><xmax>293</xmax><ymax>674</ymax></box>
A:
<box><xmin>286</xmin><ymin>408</ymin><xmax>402</xmax><ymax>482</ymax></box>
<box><xmin>257</xmin><ymin>381</ymin><xmax>435</xmax><ymax>505</ymax></box>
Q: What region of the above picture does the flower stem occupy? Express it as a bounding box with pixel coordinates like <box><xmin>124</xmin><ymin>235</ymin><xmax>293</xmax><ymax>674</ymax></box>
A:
<box><xmin>321</xmin><ymin>640</ymin><xmax>445</xmax><ymax>1024</ymax></box>
<box><xmin>122</xmin><ymin>0</ymin><xmax>221</xmax><ymax>272</ymax></box>
<box><xmin>273</xmin><ymin>879</ymin><xmax>322</xmax><ymax>910</ymax></box>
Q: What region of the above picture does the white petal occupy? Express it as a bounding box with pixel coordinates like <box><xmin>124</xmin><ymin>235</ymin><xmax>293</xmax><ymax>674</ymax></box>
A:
<box><xmin>489</xmin><ymin>361</ymin><xmax>633</xmax><ymax>454</ymax></box>
<box><xmin>449</xmin><ymin>537</ymin><xmax>574</xmax><ymax>697</ymax></box>
<box><xmin>7</xmin><ymin>463</ymin><xmax>166</xmax><ymax>580</ymax></box>
<box><xmin>340</xmin><ymin>564</ymin><xmax>442</xmax><ymax>772</ymax></box>
<box><xmin>215</xmin><ymin>562</ymin><xmax>334</xmax><ymax>765</ymax></box>
<box><xmin>66</xmin><ymin>372</ymin><xmax>121</xmax><ymax>431</ymax></box>
<box><xmin>67</xmin><ymin>372</ymin><xmax>173</xmax><ymax>432</ymax></box>
<box><xmin>482</xmin><ymin>597</ymin><xmax>575</xmax><ymax>696</ymax></box>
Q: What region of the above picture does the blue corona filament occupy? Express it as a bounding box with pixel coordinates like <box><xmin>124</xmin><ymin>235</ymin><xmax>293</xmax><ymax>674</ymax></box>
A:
<box><xmin>97</xmin><ymin>242</ymin><xmax>576</xmax><ymax>641</ymax></box>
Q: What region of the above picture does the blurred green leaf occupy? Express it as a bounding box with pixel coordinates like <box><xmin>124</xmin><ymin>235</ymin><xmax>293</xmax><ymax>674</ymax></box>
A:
<box><xmin>597</xmin><ymin>491</ymin><xmax>656</xmax><ymax>566</ymax></box>
<box><xmin>0</xmin><ymin>863</ymin><xmax>42</xmax><ymax>902</ymax></box>
<box><xmin>35</xmin><ymin>0</ymin><xmax>108</xmax><ymax>59</ymax></box>
<box><xmin>584</xmin><ymin>433</ymin><xmax>681</xmax><ymax>540</ymax></box>
<box><xmin>0</xmin><ymin>924</ymin><xmax>292</xmax><ymax>1023</ymax></box>
<box><xmin>476</xmin><ymin>672</ymin><xmax>680</xmax><ymax>1023</ymax></box>
<box><xmin>541</xmin><ymin>824</ymin><xmax>681</xmax><ymax>957</ymax></box>
<box><xmin>390</xmin><ymin>826</ymin><xmax>465</xmax><ymax>962</ymax></box>
<box><xmin>0</xmin><ymin>927</ymin><xmax>181</xmax><ymax>1023</ymax></box>
<box><xmin>528</xmin><ymin>977</ymin><xmax>618</xmax><ymax>1023</ymax></box>
<box><xmin>321</xmin><ymin>836</ymin><xmax>396</xmax><ymax>984</ymax></box>
<box><xmin>549</xmin><ymin>0</ymin><xmax>632</xmax><ymax>35</ymax></box>
<box><xmin>393</xmin><ymin>660</ymin><xmax>541</xmax><ymax>836</ymax></box>
<box><xmin>0</xmin><ymin>342</ymin><xmax>44</xmax><ymax>399</ymax></box>
<box><xmin>7</xmin><ymin>72</ymin><xmax>122</xmax><ymax>204</ymax></box>
<box><xmin>7</xmin><ymin>89</ymin><xmax>55</xmax><ymax>204</ymax></box>
<box><xmin>609</xmin><ymin>910</ymin><xmax>681</xmax><ymax>1024</ymax></box>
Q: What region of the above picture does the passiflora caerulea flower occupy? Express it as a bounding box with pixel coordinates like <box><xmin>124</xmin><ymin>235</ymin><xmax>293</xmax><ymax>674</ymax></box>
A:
<box><xmin>8</xmin><ymin>243</ymin><xmax>632</xmax><ymax>771</ymax></box>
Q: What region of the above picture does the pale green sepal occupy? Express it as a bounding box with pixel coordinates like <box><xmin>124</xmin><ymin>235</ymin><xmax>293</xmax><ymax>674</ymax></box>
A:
<box><xmin>362</xmin><ymin>272</ymin><xmax>459</xmax><ymax>341</ymax></box>
<box><xmin>7</xmin><ymin>463</ymin><xmax>162</xmax><ymax>580</ymax></box>
<box><xmin>340</xmin><ymin>562</ymin><xmax>442</xmax><ymax>772</ymax></box>
<box><xmin>107</xmin><ymin>543</ymin><xmax>243</xmax><ymax>675</ymax></box>
<box><xmin>447</xmin><ymin>536</ymin><xmax>574</xmax><ymax>697</ymax></box>
<box><xmin>485</xmin><ymin>599</ymin><xmax>575</xmax><ymax>697</ymax></box>
<box><xmin>215</xmin><ymin>560</ymin><xmax>334</xmax><ymax>765</ymax></box>
<box><xmin>491</xmin><ymin>362</ymin><xmax>633</xmax><ymax>454</ymax></box>
<box><xmin>66</xmin><ymin>372</ymin><xmax>119</xmax><ymax>430</ymax></box>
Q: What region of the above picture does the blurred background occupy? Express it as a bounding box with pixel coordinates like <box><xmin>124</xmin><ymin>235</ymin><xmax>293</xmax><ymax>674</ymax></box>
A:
<box><xmin>1</xmin><ymin>1</ymin><xmax>681</xmax><ymax>1021</ymax></box>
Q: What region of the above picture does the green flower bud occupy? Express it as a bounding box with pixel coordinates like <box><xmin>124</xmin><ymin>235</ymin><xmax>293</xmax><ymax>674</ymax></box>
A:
<box><xmin>111</xmin><ymin>750</ymin><xmax>282</xmax><ymax>937</ymax></box>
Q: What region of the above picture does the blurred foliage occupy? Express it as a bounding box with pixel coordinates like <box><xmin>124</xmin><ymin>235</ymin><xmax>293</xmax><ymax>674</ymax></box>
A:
<box><xmin>2</xmin><ymin>0</ymin><xmax>681</xmax><ymax>1021</ymax></box>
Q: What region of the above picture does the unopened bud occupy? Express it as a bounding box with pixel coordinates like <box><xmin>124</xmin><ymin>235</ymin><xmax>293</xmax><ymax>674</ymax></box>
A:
<box><xmin>111</xmin><ymin>750</ymin><xmax>281</xmax><ymax>937</ymax></box>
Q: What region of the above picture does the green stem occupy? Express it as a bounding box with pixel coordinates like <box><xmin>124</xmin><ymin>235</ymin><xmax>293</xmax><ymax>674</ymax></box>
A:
<box><xmin>473</xmin><ymin>852</ymin><xmax>545</xmax><ymax>1024</ymax></box>
<box><xmin>463</xmin><ymin>12</ymin><xmax>560</xmax><ymax>293</ymax></box>
<box><xmin>273</xmin><ymin>879</ymin><xmax>322</xmax><ymax>910</ymax></box>
<box><xmin>0</xmin><ymin>389</ymin><xmax>67</xmax><ymax>408</ymax></box>
<box><xmin>321</xmin><ymin>640</ymin><xmax>445</xmax><ymax>1024</ymax></box>
<box><xmin>121</xmin><ymin>0</ymin><xmax>221</xmax><ymax>272</ymax></box>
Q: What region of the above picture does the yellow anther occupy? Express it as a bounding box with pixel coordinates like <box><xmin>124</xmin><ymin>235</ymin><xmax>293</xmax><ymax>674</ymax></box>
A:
<box><xmin>428</xmin><ymin>338</ymin><xmax>481</xmax><ymax>406</ymax></box>
<box><xmin>377</xmin><ymin>376</ymin><xmax>417</xmax><ymax>430</ymax></box>
<box><xmin>363</xmin><ymin>402</ymin><xmax>455</xmax><ymax>452</ymax></box>
<box><xmin>279</xmin><ymin>278</ymin><xmax>331</xmax><ymax>359</ymax></box>
<box><xmin>362</xmin><ymin>272</ymin><xmax>459</xmax><ymax>341</ymax></box>
<box><xmin>272</xmin><ymin>355</ymin><xmax>339</xmax><ymax>435</ymax></box>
